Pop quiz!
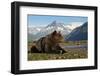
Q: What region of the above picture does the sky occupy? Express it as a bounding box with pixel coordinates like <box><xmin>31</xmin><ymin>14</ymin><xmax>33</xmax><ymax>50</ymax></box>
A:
<box><xmin>28</xmin><ymin>15</ymin><xmax>88</xmax><ymax>27</ymax></box>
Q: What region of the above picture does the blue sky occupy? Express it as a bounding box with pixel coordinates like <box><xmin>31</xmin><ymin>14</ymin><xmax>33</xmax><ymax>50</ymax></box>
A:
<box><xmin>28</xmin><ymin>15</ymin><xmax>88</xmax><ymax>27</ymax></box>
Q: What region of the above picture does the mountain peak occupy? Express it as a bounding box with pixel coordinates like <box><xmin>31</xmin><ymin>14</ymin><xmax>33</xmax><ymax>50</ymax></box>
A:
<box><xmin>46</xmin><ymin>20</ymin><xmax>65</xmax><ymax>28</ymax></box>
<box><xmin>47</xmin><ymin>20</ymin><xmax>58</xmax><ymax>27</ymax></box>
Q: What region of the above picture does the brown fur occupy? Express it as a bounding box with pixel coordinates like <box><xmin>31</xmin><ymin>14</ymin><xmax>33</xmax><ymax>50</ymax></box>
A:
<box><xmin>30</xmin><ymin>31</ymin><xmax>66</xmax><ymax>54</ymax></box>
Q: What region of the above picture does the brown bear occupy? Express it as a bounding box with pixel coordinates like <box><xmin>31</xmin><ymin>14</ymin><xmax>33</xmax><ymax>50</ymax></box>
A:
<box><xmin>30</xmin><ymin>30</ymin><xmax>66</xmax><ymax>54</ymax></box>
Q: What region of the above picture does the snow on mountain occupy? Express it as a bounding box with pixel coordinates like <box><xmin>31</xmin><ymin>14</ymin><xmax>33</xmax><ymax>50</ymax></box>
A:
<box><xmin>45</xmin><ymin>21</ymin><xmax>71</xmax><ymax>34</ymax></box>
<box><xmin>65</xmin><ymin>22</ymin><xmax>88</xmax><ymax>41</ymax></box>
<box><xmin>65</xmin><ymin>22</ymin><xmax>84</xmax><ymax>30</ymax></box>
<box><xmin>28</xmin><ymin>26</ymin><xmax>43</xmax><ymax>35</ymax></box>
<box><xmin>28</xmin><ymin>21</ymin><xmax>70</xmax><ymax>41</ymax></box>
<box><xmin>28</xmin><ymin>21</ymin><xmax>84</xmax><ymax>41</ymax></box>
<box><xmin>35</xmin><ymin>21</ymin><xmax>72</xmax><ymax>38</ymax></box>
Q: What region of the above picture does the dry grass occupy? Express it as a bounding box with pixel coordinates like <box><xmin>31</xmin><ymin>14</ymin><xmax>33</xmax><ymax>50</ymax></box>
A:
<box><xmin>28</xmin><ymin>48</ymin><xmax>87</xmax><ymax>61</ymax></box>
<box><xmin>28</xmin><ymin>40</ymin><xmax>88</xmax><ymax>61</ymax></box>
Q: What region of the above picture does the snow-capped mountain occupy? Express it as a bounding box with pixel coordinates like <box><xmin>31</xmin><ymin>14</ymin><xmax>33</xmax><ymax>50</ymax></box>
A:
<box><xmin>28</xmin><ymin>21</ymin><xmax>72</xmax><ymax>41</ymax></box>
<box><xmin>33</xmin><ymin>21</ymin><xmax>72</xmax><ymax>40</ymax></box>
<box><xmin>28</xmin><ymin>21</ymin><xmax>84</xmax><ymax>41</ymax></box>
<box><xmin>65</xmin><ymin>22</ymin><xmax>88</xmax><ymax>41</ymax></box>
<box><xmin>65</xmin><ymin>22</ymin><xmax>83</xmax><ymax>30</ymax></box>
<box><xmin>28</xmin><ymin>26</ymin><xmax>42</xmax><ymax>35</ymax></box>
<box><xmin>39</xmin><ymin>21</ymin><xmax>71</xmax><ymax>35</ymax></box>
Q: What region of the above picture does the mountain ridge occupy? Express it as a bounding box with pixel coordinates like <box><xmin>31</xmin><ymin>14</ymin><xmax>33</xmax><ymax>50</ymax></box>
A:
<box><xmin>65</xmin><ymin>22</ymin><xmax>88</xmax><ymax>41</ymax></box>
<box><xmin>28</xmin><ymin>21</ymin><xmax>85</xmax><ymax>41</ymax></box>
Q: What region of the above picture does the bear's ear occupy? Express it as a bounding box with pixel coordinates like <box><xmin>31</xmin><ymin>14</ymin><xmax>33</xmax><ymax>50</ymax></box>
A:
<box><xmin>52</xmin><ymin>30</ymin><xmax>57</xmax><ymax>35</ymax></box>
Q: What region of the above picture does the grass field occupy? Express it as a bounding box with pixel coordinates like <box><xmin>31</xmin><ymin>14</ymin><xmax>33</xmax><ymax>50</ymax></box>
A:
<box><xmin>28</xmin><ymin>40</ymin><xmax>88</xmax><ymax>61</ymax></box>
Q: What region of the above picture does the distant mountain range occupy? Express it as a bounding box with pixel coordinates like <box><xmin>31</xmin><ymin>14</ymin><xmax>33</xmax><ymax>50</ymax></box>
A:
<box><xmin>28</xmin><ymin>26</ymin><xmax>43</xmax><ymax>35</ymax></box>
<box><xmin>28</xmin><ymin>20</ymin><xmax>85</xmax><ymax>41</ymax></box>
<box><xmin>65</xmin><ymin>22</ymin><xmax>83</xmax><ymax>30</ymax></box>
<box><xmin>35</xmin><ymin>21</ymin><xmax>72</xmax><ymax>39</ymax></box>
<box><xmin>65</xmin><ymin>22</ymin><xmax>88</xmax><ymax>41</ymax></box>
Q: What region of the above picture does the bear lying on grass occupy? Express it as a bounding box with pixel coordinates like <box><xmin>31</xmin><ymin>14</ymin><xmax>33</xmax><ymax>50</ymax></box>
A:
<box><xmin>30</xmin><ymin>30</ymin><xmax>66</xmax><ymax>54</ymax></box>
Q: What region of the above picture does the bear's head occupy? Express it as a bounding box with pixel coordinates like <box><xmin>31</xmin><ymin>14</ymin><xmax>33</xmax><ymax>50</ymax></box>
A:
<box><xmin>51</xmin><ymin>30</ymin><xmax>64</xmax><ymax>43</ymax></box>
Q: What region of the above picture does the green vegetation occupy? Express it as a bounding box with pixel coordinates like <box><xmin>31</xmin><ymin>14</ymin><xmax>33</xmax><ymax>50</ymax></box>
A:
<box><xmin>28</xmin><ymin>40</ymin><xmax>88</xmax><ymax>61</ymax></box>
<box><xmin>61</xmin><ymin>40</ymin><xmax>87</xmax><ymax>46</ymax></box>
<box><xmin>28</xmin><ymin>49</ymin><xmax>87</xmax><ymax>61</ymax></box>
